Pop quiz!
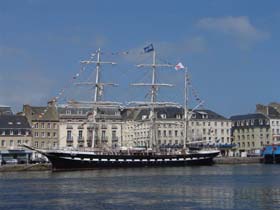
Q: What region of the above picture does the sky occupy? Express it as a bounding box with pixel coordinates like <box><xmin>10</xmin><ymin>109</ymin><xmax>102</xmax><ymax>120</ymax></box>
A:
<box><xmin>0</xmin><ymin>0</ymin><xmax>280</xmax><ymax>117</ymax></box>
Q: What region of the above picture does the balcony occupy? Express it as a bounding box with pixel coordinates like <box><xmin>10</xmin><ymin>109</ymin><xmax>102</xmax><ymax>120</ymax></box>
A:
<box><xmin>78</xmin><ymin>136</ymin><xmax>84</xmax><ymax>142</ymax></box>
<box><xmin>112</xmin><ymin>136</ymin><xmax>118</xmax><ymax>142</ymax></box>
<box><xmin>66</xmin><ymin>136</ymin><xmax>73</xmax><ymax>142</ymax></box>
<box><xmin>101</xmin><ymin>136</ymin><xmax>108</xmax><ymax>143</ymax></box>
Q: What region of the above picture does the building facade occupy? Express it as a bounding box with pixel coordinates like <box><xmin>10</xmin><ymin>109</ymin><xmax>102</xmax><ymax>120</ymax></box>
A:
<box><xmin>0</xmin><ymin>115</ymin><xmax>32</xmax><ymax>150</ymax></box>
<box><xmin>121</xmin><ymin>106</ymin><xmax>231</xmax><ymax>149</ymax></box>
<box><xmin>23</xmin><ymin>101</ymin><xmax>59</xmax><ymax>149</ymax></box>
<box><xmin>230</xmin><ymin>114</ymin><xmax>271</xmax><ymax>156</ymax></box>
<box><xmin>58</xmin><ymin>105</ymin><xmax>123</xmax><ymax>149</ymax></box>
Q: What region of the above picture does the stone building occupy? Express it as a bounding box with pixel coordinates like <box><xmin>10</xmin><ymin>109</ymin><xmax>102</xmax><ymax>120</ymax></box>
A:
<box><xmin>0</xmin><ymin>115</ymin><xmax>32</xmax><ymax>150</ymax></box>
<box><xmin>256</xmin><ymin>103</ymin><xmax>280</xmax><ymax>142</ymax></box>
<box><xmin>0</xmin><ymin>115</ymin><xmax>33</xmax><ymax>164</ymax></box>
<box><xmin>58</xmin><ymin>104</ymin><xmax>123</xmax><ymax>149</ymax></box>
<box><xmin>230</xmin><ymin>113</ymin><xmax>271</xmax><ymax>156</ymax></box>
<box><xmin>23</xmin><ymin>101</ymin><xmax>59</xmax><ymax>149</ymax></box>
<box><xmin>121</xmin><ymin>105</ymin><xmax>231</xmax><ymax>149</ymax></box>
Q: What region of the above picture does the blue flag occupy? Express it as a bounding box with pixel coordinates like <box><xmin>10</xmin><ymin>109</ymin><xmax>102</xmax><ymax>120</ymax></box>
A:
<box><xmin>144</xmin><ymin>44</ymin><xmax>154</xmax><ymax>53</ymax></box>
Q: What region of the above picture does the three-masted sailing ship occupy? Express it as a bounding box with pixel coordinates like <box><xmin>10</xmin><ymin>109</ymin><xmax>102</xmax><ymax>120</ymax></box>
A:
<box><xmin>24</xmin><ymin>46</ymin><xmax>220</xmax><ymax>171</ymax></box>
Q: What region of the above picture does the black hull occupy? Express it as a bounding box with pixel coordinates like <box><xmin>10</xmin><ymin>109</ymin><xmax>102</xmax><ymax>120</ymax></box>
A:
<box><xmin>44</xmin><ymin>152</ymin><xmax>220</xmax><ymax>171</ymax></box>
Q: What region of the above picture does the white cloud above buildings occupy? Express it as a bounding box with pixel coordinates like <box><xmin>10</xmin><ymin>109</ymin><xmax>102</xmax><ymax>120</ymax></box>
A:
<box><xmin>197</xmin><ymin>16</ymin><xmax>269</xmax><ymax>48</ymax></box>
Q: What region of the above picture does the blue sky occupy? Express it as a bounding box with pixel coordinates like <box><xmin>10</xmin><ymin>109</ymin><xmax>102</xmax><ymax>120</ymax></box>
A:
<box><xmin>0</xmin><ymin>0</ymin><xmax>280</xmax><ymax>117</ymax></box>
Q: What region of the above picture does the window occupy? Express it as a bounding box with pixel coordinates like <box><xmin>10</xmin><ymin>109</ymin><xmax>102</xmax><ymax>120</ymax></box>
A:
<box><xmin>175</xmin><ymin>130</ymin><xmax>178</xmax><ymax>137</ymax></box>
<box><xmin>34</xmin><ymin>123</ymin><xmax>39</xmax><ymax>128</ymax></box>
<box><xmin>66</xmin><ymin>109</ymin><xmax>71</xmax><ymax>115</ymax></box>
<box><xmin>169</xmin><ymin>130</ymin><xmax>172</xmax><ymax>136</ymax></box>
<box><xmin>41</xmin><ymin>123</ymin><xmax>45</xmax><ymax>129</ymax></box>
<box><xmin>102</xmin><ymin>130</ymin><xmax>106</xmax><ymax>141</ymax></box>
<box><xmin>203</xmin><ymin>129</ymin><xmax>206</xmax><ymax>135</ymax></box>
<box><xmin>158</xmin><ymin>130</ymin><xmax>161</xmax><ymax>137</ymax></box>
<box><xmin>53</xmin><ymin>132</ymin><xmax>57</xmax><ymax>137</ymax></box>
<box><xmin>53</xmin><ymin>123</ymin><xmax>57</xmax><ymax>129</ymax></box>
<box><xmin>17</xmin><ymin>140</ymin><xmax>21</xmax><ymax>145</ymax></box>
<box><xmin>47</xmin><ymin>123</ymin><xmax>51</xmax><ymax>129</ymax></box>
<box><xmin>1</xmin><ymin>140</ymin><xmax>5</xmax><ymax>147</ymax></box>
<box><xmin>78</xmin><ymin>130</ymin><xmax>83</xmax><ymax>139</ymax></box>
<box><xmin>10</xmin><ymin>140</ymin><xmax>13</xmax><ymax>147</ymax></box>
<box><xmin>47</xmin><ymin>132</ymin><xmax>51</xmax><ymax>138</ymax></box>
<box><xmin>35</xmin><ymin>132</ymin><xmax>39</xmax><ymax>137</ymax></box>
<box><xmin>67</xmin><ymin>130</ymin><xmax>72</xmax><ymax>141</ymax></box>
<box><xmin>41</xmin><ymin>132</ymin><xmax>45</xmax><ymax>138</ymax></box>
<box><xmin>1</xmin><ymin>130</ymin><xmax>5</xmax><ymax>135</ymax></box>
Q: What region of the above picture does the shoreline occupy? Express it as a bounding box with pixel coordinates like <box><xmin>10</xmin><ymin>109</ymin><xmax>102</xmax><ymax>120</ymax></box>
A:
<box><xmin>0</xmin><ymin>157</ymin><xmax>263</xmax><ymax>172</ymax></box>
<box><xmin>214</xmin><ymin>157</ymin><xmax>261</xmax><ymax>164</ymax></box>
<box><xmin>0</xmin><ymin>163</ymin><xmax>51</xmax><ymax>172</ymax></box>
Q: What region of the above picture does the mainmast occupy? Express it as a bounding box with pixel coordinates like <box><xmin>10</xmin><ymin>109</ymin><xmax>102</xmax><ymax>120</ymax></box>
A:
<box><xmin>78</xmin><ymin>48</ymin><xmax>117</xmax><ymax>148</ymax></box>
<box><xmin>132</xmin><ymin>46</ymin><xmax>173</xmax><ymax>149</ymax></box>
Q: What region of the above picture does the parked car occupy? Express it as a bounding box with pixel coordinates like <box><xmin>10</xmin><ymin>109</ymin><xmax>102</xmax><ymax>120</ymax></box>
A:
<box><xmin>3</xmin><ymin>159</ymin><xmax>18</xmax><ymax>165</ymax></box>
<box><xmin>30</xmin><ymin>157</ymin><xmax>48</xmax><ymax>164</ymax></box>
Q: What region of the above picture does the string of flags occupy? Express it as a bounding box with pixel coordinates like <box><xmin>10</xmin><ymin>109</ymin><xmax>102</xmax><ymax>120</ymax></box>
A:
<box><xmin>38</xmin><ymin>54</ymin><xmax>96</xmax><ymax>118</ymax></box>
<box><xmin>39</xmin><ymin>44</ymin><xmax>204</xmax><ymax>117</ymax></box>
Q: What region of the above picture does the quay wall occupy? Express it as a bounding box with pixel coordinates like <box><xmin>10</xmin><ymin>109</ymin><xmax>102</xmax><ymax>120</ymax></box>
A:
<box><xmin>0</xmin><ymin>163</ymin><xmax>51</xmax><ymax>172</ymax></box>
<box><xmin>215</xmin><ymin>157</ymin><xmax>261</xmax><ymax>164</ymax></box>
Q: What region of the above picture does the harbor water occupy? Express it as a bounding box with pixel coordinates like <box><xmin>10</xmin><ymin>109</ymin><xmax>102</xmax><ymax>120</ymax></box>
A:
<box><xmin>1</xmin><ymin>164</ymin><xmax>280</xmax><ymax>210</ymax></box>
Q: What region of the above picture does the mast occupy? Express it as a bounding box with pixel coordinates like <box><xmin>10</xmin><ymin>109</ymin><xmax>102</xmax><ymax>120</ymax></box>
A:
<box><xmin>184</xmin><ymin>68</ymin><xmax>188</xmax><ymax>149</ymax></box>
<box><xmin>79</xmin><ymin>48</ymin><xmax>117</xmax><ymax>148</ymax></box>
<box><xmin>132</xmin><ymin>47</ymin><xmax>173</xmax><ymax>150</ymax></box>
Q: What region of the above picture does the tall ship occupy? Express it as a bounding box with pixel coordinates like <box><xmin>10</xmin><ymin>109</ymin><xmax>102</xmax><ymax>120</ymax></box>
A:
<box><xmin>24</xmin><ymin>45</ymin><xmax>220</xmax><ymax>171</ymax></box>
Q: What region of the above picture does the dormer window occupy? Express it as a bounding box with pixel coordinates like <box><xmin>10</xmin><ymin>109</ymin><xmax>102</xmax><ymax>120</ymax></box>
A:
<box><xmin>2</xmin><ymin>131</ymin><xmax>5</xmax><ymax>135</ymax></box>
<box><xmin>66</xmin><ymin>109</ymin><xmax>71</xmax><ymax>115</ymax></box>
<box><xmin>259</xmin><ymin>119</ymin><xmax>263</xmax><ymax>125</ymax></box>
<box><xmin>142</xmin><ymin>115</ymin><xmax>147</xmax><ymax>120</ymax></box>
<box><xmin>77</xmin><ymin>109</ymin><xmax>83</xmax><ymax>115</ymax></box>
<box><xmin>16</xmin><ymin>122</ymin><xmax>21</xmax><ymax>125</ymax></box>
<box><xmin>176</xmin><ymin>114</ymin><xmax>181</xmax><ymax>119</ymax></box>
<box><xmin>8</xmin><ymin>122</ymin><xmax>13</xmax><ymax>125</ymax></box>
<box><xmin>160</xmin><ymin>114</ymin><xmax>167</xmax><ymax>119</ymax></box>
<box><xmin>191</xmin><ymin>114</ymin><xmax>196</xmax><ymax>119</ymax></box>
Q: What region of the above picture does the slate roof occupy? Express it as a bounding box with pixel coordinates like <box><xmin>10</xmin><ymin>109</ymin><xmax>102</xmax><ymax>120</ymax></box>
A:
<box><xmin>230</xmin><ymin>113</ymin><xmax>268</xmax><ymax>121</ymax></box>
<box><xmin>122</xmin><ymin>106</ymin><xmax>228</xmax><ymax>121</ymax></box>
<box><xmin>0</xmin><ymin>106</ymin><xmax>13</xmax><ymax>115</ymax></box>
<box><xmin>0</xmin><ymin>115</ymin><xmax>31</xmax><ymax>129</ymax></box>
<box><xmin>24</xmin><ymin>105</ymin><xmax>59</xmax><ymax>121</ymax></box>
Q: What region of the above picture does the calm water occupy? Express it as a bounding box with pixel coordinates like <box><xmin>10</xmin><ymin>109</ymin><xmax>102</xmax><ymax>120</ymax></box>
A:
<box><xmin>0</xmin><ymin>164</ymin><xmax>280</xmax><ymax>210</ymax></box>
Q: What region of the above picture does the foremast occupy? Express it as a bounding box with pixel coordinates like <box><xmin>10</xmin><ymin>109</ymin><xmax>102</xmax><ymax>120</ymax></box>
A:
<box><xmin>79</xmin><ymin>48</ymin><xmax>117</xmax><ymax>148</ymax></box>
<box><xmin>132</xmin><ymin>47</ymin><xmax>173</xmax><ymax>150</ymax></box>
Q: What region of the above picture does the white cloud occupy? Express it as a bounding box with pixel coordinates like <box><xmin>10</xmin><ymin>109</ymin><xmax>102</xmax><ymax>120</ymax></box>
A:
<box><xmin>197</xmin><ymin>16</ymin><xmax>269</xmax><ymax>45</ymax></box>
